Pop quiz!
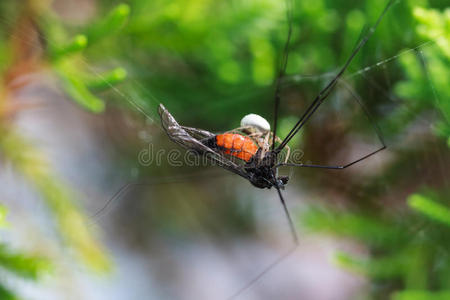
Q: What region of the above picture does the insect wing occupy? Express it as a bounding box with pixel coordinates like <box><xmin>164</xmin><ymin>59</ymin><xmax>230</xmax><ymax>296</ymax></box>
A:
<box><xmin>181</xmin><ymin>126</ymin><xmax>215</xmax><ymax>140</ymax></box>
<box><xmin>158</xmin><ymin>104</ymin><xmax>249</xmax><ymax>179</ymax></box>
<box><xmin>159</xmin><ymin>104</ymin><xmax>210</xmax><ymax>152</ymax></box>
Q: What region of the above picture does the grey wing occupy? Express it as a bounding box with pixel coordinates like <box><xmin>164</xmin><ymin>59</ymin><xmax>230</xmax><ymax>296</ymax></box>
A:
<box><xmin>158</xmin><ymin>104</ymin><xmax>249</xmax><ymax>179</ymax></box>
<box><xmin>158</xmin><ymin>103</ymin><xmax>209</xmax><ymax>151</ymax></box>
<box><xmin>181</xmin><ymin>126</ymin><xmax>215</xmax><ymax>140</ymax></box>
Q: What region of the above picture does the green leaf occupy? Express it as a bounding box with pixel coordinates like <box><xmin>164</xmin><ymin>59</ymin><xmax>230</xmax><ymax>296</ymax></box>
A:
<box><xmin>334</xmin><ymin>251</ymin><xmax>406</xmax><ymax>279</ymax></box>
<box><xmin>0</xmin><ymin>129</ymin><xmax>111</xmax><ymax>273</ymax></box>
<box><xmin>413</xmin><ymin>7</ymin><xmax>450</xmax><ymax>58</ymax></box>
<box><xmin>58</xmin><ymin>71</ymin><xmax>105</xmax><ymax>113</ymax></box>
<box><xmin>302</xmin><ymin>208</ymin><xmax>403</xmax><ymax>246</ymax></box>
<box><xmin>85</xmin><ymin>67</ymin><xmax>127</xmax><ymax>91</ymax></box>
<box><xmin>84</xmin><ymin>3</ymin><xmax>130</xmax><ymax>45</ymax></box>
<box><xmin>392</xmin><ymin>290</ymin><xmax>450</xmax><ymax>300</ymax></box>
<box><xmin>0</xmin><ymin>244</ymin><xmax>51</xmax><ymax>280</ymax></box>
<box><xmin>0</xmin><ymin>205</ymin><xmax>8</xmax><ymax>228</ymax></box>
<box><xmin>408</xmin><ymin>193</ymin><xmax>450</xmax><ymax>226</ymax></box>
<box><xmin>50</xmin><ymin>34</ymin><xmax>88</xmax><ymax>61</ymax></box>
<box><xmin>0</xmin><ymin>284</ymin><xmax>18</xmax><ymax>300</ymax></box>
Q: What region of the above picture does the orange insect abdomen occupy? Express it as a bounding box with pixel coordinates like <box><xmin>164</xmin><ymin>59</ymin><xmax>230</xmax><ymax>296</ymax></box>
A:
<box><xmin>215</xmin><ymin>133</ymin><xmax>259</xmax><ymax>162</ymax></box>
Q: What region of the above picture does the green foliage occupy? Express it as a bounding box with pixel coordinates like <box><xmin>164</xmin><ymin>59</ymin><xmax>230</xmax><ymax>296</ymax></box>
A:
<box><xmin>43</xmin><ymin>3</ymin><xmax>130</xmax><ymax>112</ymax></box>
<box><xmin>335</xmin><ymin>251</ymin><xmax>410</xmax><ymax>279</ymax></box>
<box><xmin>85</xmin><ymin>67</ymin><xmax>128</xmax><ymax>91</ymax></box>
<box><xmin>50</xmin><ymin>34</ymin><xmax>88</xmax><ymax>60</ymax></box>
<box><xmin>0</xmin><ymin>285</ymin><xmax>17</xmax><ymax>300</ymax></box>
<box><xmin>414</xmin><ymin>7</ymin><xmax>450</xmax><ymax>57</ymax></box>
<box><xmin>303</xmin><ymin>208</ymin><xmax>404</xmax><ymax>247</ymax></box>
<box><xmin>394</xmin><ymin>7</ymin><xmax>450</xmax><ymax>143</ymax></box>
<box><xmin>304</xmin><ymin>190</ymin><xmax>450</xmax><ymax>297</ymax></box>
<box><xmin>84</xmin><ymin>4</ymin><xmax>130</xmax><ymax>45</ymax></box>
<box><xmin>0</xmin><ymin>244</ymin><xmax>50</xmax><ymax>280</ymax></box>
<box><xmin>0</xmin><ymin>2</ymin><xmax>127</xmax><ymax>298</ymax></box>
<box><xmin>0</xmin><ymin>129</ymin><xmax>110</xmax><ymax>273</ymax></box>
<box><xmin>57</xmin><ymin>67</ymin><xmax>105</xmax><ymax>112</ymax></box>
<box><xmin>408</xmin><ymin>192</ymin><xmax>450</xmax><ymax>226</ymax></box>
<box><xmin>0</xmin><ymin>206</ymin><xmax>51</xmax><ymax>300</ymax></box>
<box><xmin>0</xmin><ymin>206</ymin><xmax>7</xmax><ymax>228</ymax></box>
<box><xmin>392</xmin><ymin>290</ymin><xmax>450</xmax><ymax>300</ymax></box>
<box><xmin>105</xmin><ymin>0</ymin><xmax>290</xmax><ymax>126</ymax></box>
<box><xmin>299</xmin><ymin>4</ymin><xmax>449</xmax><ymax>298</ymax></box>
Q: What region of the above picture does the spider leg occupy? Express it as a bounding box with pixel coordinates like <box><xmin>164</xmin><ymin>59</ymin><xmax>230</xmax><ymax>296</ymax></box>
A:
<box><xmin>90</xmin><ymin>169</ymin><xmax>234</xmax><ymax>223</ymax></box>
<box><xmin>275</xmin><ymin>0</ymin><xmax>396</xmax><ymax>153</ymax></box>
<box><xmin>274</xmin><ymin>135</ymin><xmax>291</xmax><ymax>163</ymax></box>
<box><xmin>225</xmin><ymin>126</ymin><xmax>254</xmax><ymax>135</ymax></box>
<box><xmin>259</xmin><ymin>131</ymin><xmax>271</xmax><ymax>160</ymax></box>
<box><xmin>226</xmin><ymin>245</ymin><xmax>298</xmax><ymax>300</ymax></box>
<box><xmin>226</xmin><ymin>171</ymin><xmax>299</xmax><ymax>300</ymax></box>
<box><xmin>271</xmin><ymin>0</ymin><xmax>294</xmax><ymax>152</ymax></box>
<box><xmin>248</xmin><ymin>132</ymin><xmax>262</xmax><ymax>139</ymax></box>
<box><xmin>275</xmin><ymin>77</ymin><xmax>387</xmax><ymax>170</ymax></box>
<box><xmin>284</xmin><ymin>144</ymin><xmax>291</xmax><ymax>164</ymax></box>
<box><xmin>275</xmin><ymin>145</ymin><xmax>385</xmax><ymax>170</ymax></box>
<box><xmin>275</xmin><ymin>183</ymin><xmax>298</xmax><ymax>244</ymax></box>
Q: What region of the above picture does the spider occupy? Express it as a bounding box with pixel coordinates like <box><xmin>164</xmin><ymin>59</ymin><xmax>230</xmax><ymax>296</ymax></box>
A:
<box><xmin>97</xmin><ymin>0</ymin><xmax>395</xmax><ymax>298</ymax></box>
<box><xmin>158</xmin><ymin>0</ymin><xmax>393</xmax><ymax>247</ymax></box>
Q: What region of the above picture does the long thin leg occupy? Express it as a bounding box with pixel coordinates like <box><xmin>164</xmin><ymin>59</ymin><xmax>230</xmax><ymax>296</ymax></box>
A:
<box><xmin>275</xmin><ymin>145</ymin><xmax>385</xmax><ymax>170</ymax></box>
<box><xmin>271</xmin><ymin>0</ymin><xmax>293</xmax><ymax>152</ymax></box>
<box><xmin>226</xmin><ymin>245</ymin><xmax>298</xmax><ymax>300</ymax></box>
<box><xmin>90</xmin><ymin>170</ymin><xmax>233</xmax><ymax>222</ymax></box>
<box><xmin>226</xmin><ymin>174</ymin><xmax>299</xmax><ymax>300</ymax></box>
<box><xmin>275</xmin><ymin>184</ymin><xmax>299</xmax><ymax>244</ymax></box>
<box><xmin>275</xmin><ymin>78</ymin><xmax>387</xmax><ymax>170</ymax></box>
<box><xmin>275</xmin><ymin>0</ymin><xmax>396</xmax><ymax>153</ymax></box>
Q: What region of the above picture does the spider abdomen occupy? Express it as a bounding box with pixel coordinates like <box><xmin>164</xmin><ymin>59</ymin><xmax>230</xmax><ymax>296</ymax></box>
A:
<box><xmin>215</xmin><ymin>133</ymin><xmax>258</xmax><ymax>162</ymax></box>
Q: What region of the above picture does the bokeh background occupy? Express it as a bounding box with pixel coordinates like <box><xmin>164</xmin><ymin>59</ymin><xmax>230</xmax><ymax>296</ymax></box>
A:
<box><xmin>0</xmin><ymin>0</ymin><xmax>449</xmax><ymax>299</ymax></box>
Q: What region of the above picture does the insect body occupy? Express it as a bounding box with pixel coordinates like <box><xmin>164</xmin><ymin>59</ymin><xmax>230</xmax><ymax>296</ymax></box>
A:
<box><xmin>207</xmin><ymin>133</ymin><xmax>259</xmax><ymax>162</ymax></box>
<box><xmin>158</xmin><ymin>104</ymin><xmax>286</xmax><ymax>190</ymax></box>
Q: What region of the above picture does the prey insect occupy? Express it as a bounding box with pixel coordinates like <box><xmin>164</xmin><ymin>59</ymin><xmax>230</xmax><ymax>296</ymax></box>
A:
<box><xmin>159</xmin><ymin>0</ymin><xmax>393</xmax><ymax>247</ymax></box>
<box><xmin>159</xmin><ymin>104</ymin><xmax>298</xmax><ymax>241</ymax></box>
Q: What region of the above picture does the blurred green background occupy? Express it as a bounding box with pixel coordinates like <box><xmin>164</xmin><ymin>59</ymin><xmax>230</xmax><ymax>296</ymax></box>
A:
<box><xmin>0</xmin><ymin>0</ymin><xmax>448</xmax><ymax>299</ymax></box>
